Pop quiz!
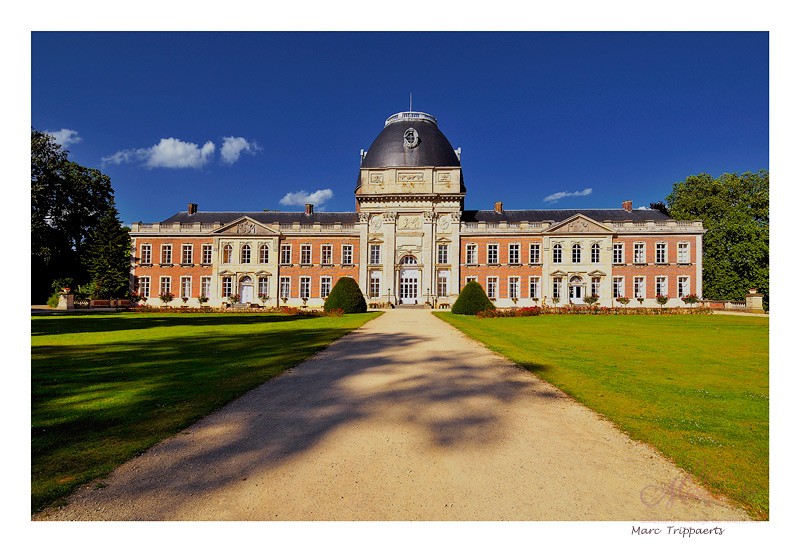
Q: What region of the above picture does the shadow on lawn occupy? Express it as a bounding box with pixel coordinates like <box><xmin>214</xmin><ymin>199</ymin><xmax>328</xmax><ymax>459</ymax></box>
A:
<box><xmin>31</xmin><ymin>312</ymin><xmax>311</xmax><ymax>336</ymax></box>
<box><xmin>33</xmin><ymin>318</ymin><xmax>554</xmax><ymax>518</ymax></box>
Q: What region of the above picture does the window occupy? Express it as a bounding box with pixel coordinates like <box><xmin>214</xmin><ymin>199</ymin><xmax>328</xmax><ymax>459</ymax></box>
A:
<box><xmin>280</xmin><ymin>276</ymin><xmax>291</xmax><ymax>299</ymax></box>
<box><xmin>572</xmin><ymin>243</ymin><xmax>582</xmax><ymax>263</ymax></box>
<box><xmin>300</xmin><ymin>244</ymin><xmax>312</xmax><ymax>265</ymax></box>
<box><xmin>140</xmin><ymin>244</ymin><xmax>152</xmax><ymax>265</ymax></box>
<box><xmin>222</xmin><ymin>244</ymin><xmax>233</xmax><ymax>264</ymax></box>
<box><xmin>369</xmin><ymin>271</ymin><xmax>381</xmax><ymax>298</ymax></box>
<box><xmin>465</xmin><ymin>244</ymin><xmax>477</xmax><ymax>265</ymax></box>
<box><xmin>320</xmin><ymin>276</ymin><xmax>332</xmax><ymax>298</ymax></box>
<box><xmin>486</xmin><ymin>277</ymin><xmax>498</xmax><ymax>299</ymax></box>
<box><xmin>221</xmin><ymin>276</ymin><xmax>232</xmax><ymax>297</ymax></box>
<box><xmin>553</xmin><ymin>243</ymin><xmax>562</xmax><ymax>263</ymax></box>
<box><xmin>181</xmin><ymin>244</ymin><xmax>193</xmax><ymax>264</ymax></box>
<box><xmin>508</xmin><ymin>277</ymin><xmax>520</xmax><ymax>299</ymax></box>
<box><xmin>300</xmin><ymin>277</ymin><xmax>311</xmax><ymax>299</ymax></box>
<box><xmin>342</xmin><ymin>244</ymin><xmax>353</xmax><ymax>265</ymax></box>
<box><xmin>634</xmin><ymin>243</ymin><xmax>645</xmax><ymax>264</ymax></box>
<box><xmin>202</xmin><ymin>244</ymin><xmax>213</xmax><ymax>265</ymax></box>
<box><xmin>487</xmin><ymin>244</ymin><xmax>499</xmax><ymax>265</ymax></box>
<box><xmin>437</xmin><ymin>244</ymin><xmax>449</xmax><ymax>264</ymax></box>
<box><xmin>259</xmin><ymin>244</ymin><xmax>270</xmax><ymax>264</ymax></box>
<box><xmin>678</xmin><ymin>242</ymin><xmax>690</xmax><ymax>264</ymax></box>
<box><xmin>160</xmin><ymin>276</ymin><xmax>171</xmax><ymax>295</ymax></box>
<box><xmin>613</xmin><ymin>243</ymin><xmax>624</xmax><ymax>264</ymax></box>
<box><xmin>508</xmin><ymin>244</ymin><xmax>520</xmax><ymax>265</ymax></box>
<box><xmin>200</xmin><ymin>276</ymin><xmax>211</xmax><ymax>299</ymax></box>
<box><xmin>160</xmin><ymin>244</ymin><xmax>172</xmax><ymax>264</ymax></box>
<box><xmin>280</xmin><ymin>244</ymin><xmax>292</xmax><ymax>265</ymax></box>
<box><xmin>529</xmin><ymin>243</ymin><xmax>540</xmax><ymax>264</ymax></box>
<box><xmin>634</xmin><ymin>276</ymin><xmax>645</xmax><ymax>299</ymax></box>
<box><xmin>258</xmin><ymin>276</ymin><xmax>270</xmax><ymax>297</ymax></box>
<box><xmin>370</xmin><ymin>244</ymin><xmax>381</xmax><ymax>265</ymax></box>
<box><xmin>678</xmin><ymin>276</ymin><xmax>689</xmax><ymax>297</ymax></box>
<box><xmin>465</xmin><ymin>276</ymin><xmax>478</xmax><ymax>285</ymax></box>
<box><xmin>656</xmin><ymin>243</ymin><xmax>667</xmax><ymax>264</ymax></box>
<box><xmin>591</xmin><ymin>277</ymin><xmax>601</xmax><ymax>297</ymax></box>
<box><xmin>656</xmin><ymin>276</ymin><xmax>668</xmax><ymax>297</ymax></box>
<box><xmin>529</xmin><ymin>276</ymin><xmax>540</xmax><ymax>299</ymax></box>
<box><xmin>552</xmin><ymin>277</ymin><xmax>562</xmax><ymax>300</ymax></box>
<box><xmin>137</xmin><ymin>276</ymin><xmax>150</xmax><ymax>298</ymax></box>
<box><xmin>613</xmin><ymin>277</ymin><xmax>623</xmax><ymax>298</ymax></box>
<box><xmin>321</xmin><ymin>245</ymin><xmax>332</xmax><ymax>265</ymax></box>
<box><xmin>180</xmin><ymin>276</ymin><xmax>192</xmax><ymax>298</ymax></box>
<box><xmin>437</xmin><ymin>270</ymin><xmax>449</xmax><ymax>297</ymax></box>
<box><xmin>591</xmin><ymin>243</ymin><xmax>600</xmax><ymax>263</ymax></box>
<box><xmin>241</xmin><ymin>244</ymin><xmax>251</xmax><ymax>264</ymax></box>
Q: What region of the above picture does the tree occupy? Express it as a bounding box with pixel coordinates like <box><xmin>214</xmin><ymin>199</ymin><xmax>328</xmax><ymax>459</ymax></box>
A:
<box><xmin>451</xmin><ymin>281</ymin><xmax>496</xmax><ymax>315</ymax></box>
<box><xmin>31</xmin><ymin>129</ymin><xmax>116</xmax><ymax>302</ymax></box>
<box><xmin>666</xmin><ymin>171</ymin><xmax>768</xmax><ymax>307</ymax></box>
<box><xmin>323</xmin><ymin>277</ymin><xmax>367</xmax><ymax>313</ymax></box>
<box><xmin>83</xmin><ymin>206</ymin><xmax>131</xmax><ymax>299</ymax></box>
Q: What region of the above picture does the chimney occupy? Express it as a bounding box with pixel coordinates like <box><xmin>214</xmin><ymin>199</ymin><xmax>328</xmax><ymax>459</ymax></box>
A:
<box><xmin>622</xmin><ymin>200</ymin><xmax>633</xmax><ymax>213</ymax></box>
<box><xmin>494</xmin><ymin>201</ymin><xmax>503</xmax><ymax>214</ymax></box>
<box><xmin>305</xmin><ymin>203</ymin><xmax>314</xmax><ymax>216</ymax></box>
<box><xmin>188</xmin><ymin>203</ymin><xmax>198</xmax><ymax>215</ymax></box>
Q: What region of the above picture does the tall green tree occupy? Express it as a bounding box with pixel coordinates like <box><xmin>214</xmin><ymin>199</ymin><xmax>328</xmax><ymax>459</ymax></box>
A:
<box><xmin>31</xmin><ymin>129</ymin><xmax>115</xmax><ymax>302</ymax></box>
<box><xmin>83</xmin><ymin>206</ymin><xmax>131</xmax><ymax>299</ymax></box>
<box><xmin>666</xmin><ymin>171</ymin><xmax>768</xmax><ymax>306</ymax></box>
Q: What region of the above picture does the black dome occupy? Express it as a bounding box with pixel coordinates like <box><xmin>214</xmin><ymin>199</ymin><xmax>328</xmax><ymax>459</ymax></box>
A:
<box><xmin>361</xmin><ymin>112</ymin><xmax>461</xmax><ymax>168</ymax></box>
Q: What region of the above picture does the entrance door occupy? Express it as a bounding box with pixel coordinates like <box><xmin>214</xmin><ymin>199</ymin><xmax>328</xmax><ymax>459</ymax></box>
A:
<box><xmin>569</xmin><ymin>276</ymin><xmax>584</xmax><ymax>304</ymax></box>
<box><xmin>399</xmin><ymin>272</ymin><xmax>419</xmax><ymax>304</ymax></box>
<box><xmin>398</xmin><ymin>255</ymin><xmax>420</xmax><ymax>304</ymax></box>
<box><xmin>239</xmin><ymin>276</ymin><xmax>254</xmax><ymax>303</ymax></box>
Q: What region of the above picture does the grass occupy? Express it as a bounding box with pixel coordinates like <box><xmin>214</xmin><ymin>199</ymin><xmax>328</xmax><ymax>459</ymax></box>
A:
<box><xmin>31</xmin><ymin>311</ymin><xmax>380</xmax><ymax>513</ymax></box>
<box><xmin>435</xmin><ymin>312</ymin><xmax>769</xmax><ymax>520</ymax></box>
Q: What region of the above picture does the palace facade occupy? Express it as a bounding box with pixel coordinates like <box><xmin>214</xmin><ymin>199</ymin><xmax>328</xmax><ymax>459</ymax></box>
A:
<box><xmin>129</xmin><ymin>111</ymin><xmax>704</xmax><ymax>308</ymax></box>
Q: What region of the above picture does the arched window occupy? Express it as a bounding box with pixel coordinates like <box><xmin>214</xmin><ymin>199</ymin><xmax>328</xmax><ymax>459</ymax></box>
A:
<box><xmin>591</xmin><ymin>243</ymin><xmax>600</xmax><ymax>263</ymax></box>
<box><xmin>552</xmin><ymin>244</ymin><xmax>562</xmax><ymax>264</ymax></box>
<box><xmin>241</xmin><ymin>244</ymin><xmax>251</xmax><ymax>264</ymax></box>
<box><xmin>400</xmin><ymin>255</ymin><xmax>418</xmax><ymax>265</ymax></box>
<box><xmin>259</xmin><ymin>244</ymin><xmax>269</xmax><ymax>264</ymax></box>
<box><xmin>222</xmin><ymin>244</ymin><xmax>233</xmax><ymax>264</ymax></box>
<box><xmin>572</xmin><ymin>243</ymin><xmax>582</xmax><ymax>263</ymax></box>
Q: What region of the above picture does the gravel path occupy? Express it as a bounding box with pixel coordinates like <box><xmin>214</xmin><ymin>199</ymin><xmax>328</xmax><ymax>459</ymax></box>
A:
<box><xmin>36</xmin><ymin>309</ymin><xmax>749</xmax><ymax>521</ymax></box>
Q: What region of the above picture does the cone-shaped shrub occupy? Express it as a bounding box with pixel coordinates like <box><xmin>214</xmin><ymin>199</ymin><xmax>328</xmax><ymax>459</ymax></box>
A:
<box><xmin>324</xmin><ymin>277</ymin><xmax>367</xmax><ymax>313</ymax></box>
<box><xmin>451</xmin><ymin>281</ymin><xmax>496</xmax><ymax>315</ymax></box>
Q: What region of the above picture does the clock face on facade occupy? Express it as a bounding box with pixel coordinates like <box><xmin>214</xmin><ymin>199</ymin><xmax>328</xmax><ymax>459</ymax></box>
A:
<box><xmin>403</xmin><ymin>127</ymin><xmax>419</xmax><ymax>149</ymax></box>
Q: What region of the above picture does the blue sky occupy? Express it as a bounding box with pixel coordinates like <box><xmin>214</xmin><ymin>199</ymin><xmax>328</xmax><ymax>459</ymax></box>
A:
<box><xmin>31</xmin><ymin>31</ymin><xmax>768</xmax><ymax>225</ymax></box>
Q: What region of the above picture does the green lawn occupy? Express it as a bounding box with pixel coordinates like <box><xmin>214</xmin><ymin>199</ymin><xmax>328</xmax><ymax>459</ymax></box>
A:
<box><xmin>31</xmin><ymin>311</ymin><xmax>380</xmax><ymax>513</ymax></box>
<box><xmin>436</xmin><ymin>312</ymin><xmax>769</xmax><ymax>520</ymax></box>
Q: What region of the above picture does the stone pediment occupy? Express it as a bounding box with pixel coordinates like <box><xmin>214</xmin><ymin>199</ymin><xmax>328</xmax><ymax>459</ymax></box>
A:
<box><xmin>544</xmin><ymin>214</ymin><xmax>614</xmax><ymax>235</ymax></box>
<box><xmin>213</xmin><ymin>217</ymin><xmax>280</xmax><ymax>236</ymax></box>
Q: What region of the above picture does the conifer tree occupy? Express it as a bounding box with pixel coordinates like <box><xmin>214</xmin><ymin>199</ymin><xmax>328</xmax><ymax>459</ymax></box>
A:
<box><xmin>83</xmin><ymin>206</ymin><xmax>131</xmax><ymax>299</ymax></box>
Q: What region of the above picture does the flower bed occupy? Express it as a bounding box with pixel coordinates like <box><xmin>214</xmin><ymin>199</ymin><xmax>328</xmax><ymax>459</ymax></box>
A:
<box><xmin>476</xmin><ymin>305</ymin><xmax>713</xmax><ymax>317</ymax></box>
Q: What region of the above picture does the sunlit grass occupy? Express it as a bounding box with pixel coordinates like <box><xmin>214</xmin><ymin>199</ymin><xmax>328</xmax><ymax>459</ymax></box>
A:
<box><xmin>436</xmin><ymin>312</ymin><xmax>768</xmax><ymax>520</ymax></box>
<box><xmin>31</xmin><ymin>311</ymin><xmax>380</xmax><ymax>513</ymax></box>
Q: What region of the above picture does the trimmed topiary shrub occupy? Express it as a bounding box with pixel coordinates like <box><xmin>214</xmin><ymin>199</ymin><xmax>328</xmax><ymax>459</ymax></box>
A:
<box><xmin>324</xmin><ymin>277</ymin><xmax>367</xmax><ymax>313</ymax></box>
<box><xmin>451</xmin><ymin>281</ymin><xmax>496</xmax><ymax>315</ymax></box>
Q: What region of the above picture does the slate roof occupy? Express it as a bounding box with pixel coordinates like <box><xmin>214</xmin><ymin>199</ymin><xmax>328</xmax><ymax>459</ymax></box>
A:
<box><xmin>159</xmin><ymin>211</ymin><xmax>359</xmax><ymax>225</ymax></box>
<box><xmin>461</xmin><ymin>209</ymin><xmax>672</xmax><ymax>223</ymax></box>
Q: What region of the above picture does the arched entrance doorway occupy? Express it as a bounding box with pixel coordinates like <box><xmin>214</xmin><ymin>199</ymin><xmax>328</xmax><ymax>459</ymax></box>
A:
<box><xmin>398</xmin><ymin>255</ymin><xmax>420</xmax><ymax>304</ymax></box>
<box><xmin>569</xmin><ymin>275</ymin><xmax>584</xmax><ymax>304</ymax></box>
<box><xmin>239</xmin><ymin>276</ymin><xmax>254</xmax><ymax>304</ymax></box>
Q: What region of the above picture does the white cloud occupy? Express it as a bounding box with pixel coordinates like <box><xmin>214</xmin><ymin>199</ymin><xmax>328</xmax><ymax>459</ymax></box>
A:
<box><xmin>102</xmin><ymin>138</ymin><xmax>216</xmax><ymax>169</ymax></box>
<box><xmin>636</xmin><ymin>206</ymin><xmax>649</xmax><ymax>210</ymax></box>
<box><xmin>220</xmin><ymin>136</ymin><xmax>260</xmax><ymax>164</ymax></box>
<box><xmin>280</xmin><ymin>189</ymin><xmax>334</xmax><ymax>207</ymax></box>
<box><xmin>46</xmin><ymin>128</ymin><xmax>81</xmax><ymax>147</ymax></box>
<box><xmin>543</xmin><ymin>187</ymin><xmax>593</xmax><ymax>204</ymax></box>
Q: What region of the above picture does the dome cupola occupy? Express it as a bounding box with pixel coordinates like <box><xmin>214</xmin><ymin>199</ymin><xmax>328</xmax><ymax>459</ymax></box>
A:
<box><xmin>360</xmin><ymin>111</ymin><xmax>461</xmax><ymax>168</ymax></box>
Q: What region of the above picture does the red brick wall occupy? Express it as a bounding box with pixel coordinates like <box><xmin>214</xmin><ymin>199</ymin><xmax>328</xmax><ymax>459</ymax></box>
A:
<box><xmin>131</xmin><ymin>237</ymin><xmax>213</xmax><ymax>297</ymax></box>
<box><xmin>460</xmin><ymin>237</ymin><xmax>543</xmax><ymax>297</ymax></box>
<box><xmin>275</xmin><ymin>237</ymin><xmax>360</xmax><ymax>298</ymax></box>
<box><xmin>612</xmin><ymin>236</ymin><xmax>697</xmax><ymax>297</ymax></box>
